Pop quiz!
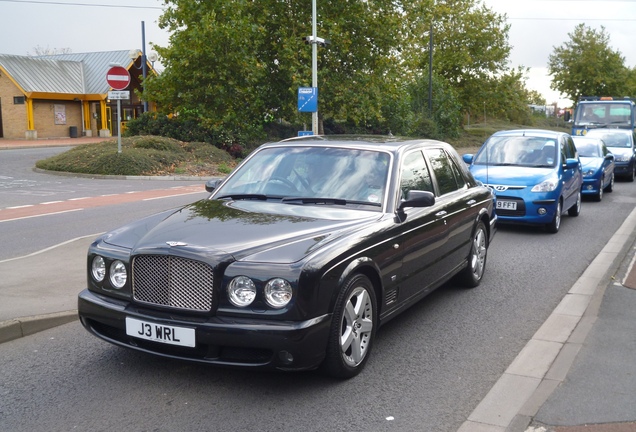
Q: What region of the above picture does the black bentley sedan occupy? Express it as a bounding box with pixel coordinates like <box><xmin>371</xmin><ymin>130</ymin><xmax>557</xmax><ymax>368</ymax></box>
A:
<box><xmin>78</xmin><ymin>136</ymin><xmax>496</xmax><ymax>378</ymax></box>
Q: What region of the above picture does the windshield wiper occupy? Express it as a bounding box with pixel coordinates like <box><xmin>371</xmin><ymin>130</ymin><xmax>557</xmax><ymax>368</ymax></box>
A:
<box><xmin>281</xmin><ymin>197</ymin><xmax>381</xmax><ymax>207</ymax></box>
<box><xmin>281</xmin><ymin>197</ymin><xmax>348</xmax><ymax>205</ymax></box>
<box><xmin>216</xmin><ymin>194</ymin><xmax>268</xmax><ymax>201</ymax></box>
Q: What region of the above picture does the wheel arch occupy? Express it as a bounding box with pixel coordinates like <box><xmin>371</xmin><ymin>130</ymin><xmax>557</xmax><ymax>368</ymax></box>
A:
<box><xmin>330</xmin><ymin>258</ymin><xmax>383</xmax><ymax>316</ymax></box>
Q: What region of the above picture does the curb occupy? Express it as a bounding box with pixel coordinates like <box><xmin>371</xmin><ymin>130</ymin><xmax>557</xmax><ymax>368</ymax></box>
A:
<box><xmin>457</xmin><ymin>206</ymin><xmax>636</xmax><ymax>432</ymax></box>
<box><xmin>0</xmin><ymin>310</ymin><xmax>78</xmax><ymax>344</ymax></box>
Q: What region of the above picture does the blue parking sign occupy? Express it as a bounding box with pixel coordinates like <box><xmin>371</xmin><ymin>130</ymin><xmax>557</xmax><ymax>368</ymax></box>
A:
<box><xmin>298</xmin><ymin>87</ymin><xmax>318</xmax><ymax>112</ymax></box>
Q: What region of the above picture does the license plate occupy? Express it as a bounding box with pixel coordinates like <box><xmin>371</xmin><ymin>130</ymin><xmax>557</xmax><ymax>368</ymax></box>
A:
<box><xmin>125</xmin><ymin>317</ymin><xmax>196</xmax><ymax>347</ymax></box>
<box><xmin>496</xmin><ymin>200</ymin><xmax>517</xmax><ymax>210</ymax></box>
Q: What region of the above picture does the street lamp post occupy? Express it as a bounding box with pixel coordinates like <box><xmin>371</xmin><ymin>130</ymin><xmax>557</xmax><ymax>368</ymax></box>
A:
<box><xmin>428</xmin><ymin>22</ymin><xmax>433</xmax><ymax>115</ymax></box>
<box><xmin>129</xmin><ymin>21</ymin><xmax>158</xmax><ymax>113</ymax></box>
<box><xmin>311</xmin><ymin>0</ymin><xmax>318</xmax><ymax>135</ymax></box>
<box><xmin>141</xmin><ymin>21</ymin><xmax>148</xmax><ymax>113</ymax></box>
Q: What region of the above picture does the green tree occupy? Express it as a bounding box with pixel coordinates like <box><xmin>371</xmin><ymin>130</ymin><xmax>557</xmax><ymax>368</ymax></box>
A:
<box><xmin>144</xmin><ymin>0</ymin><xmax>521</xmax><ymax>143</ymax></box>
<box><xmin>401</xmin><ymin>0</ymin><xmax>512</xmax><ymax>115</ymax></box>
<box><xmin>548</xmin><ymin>24</ymin><xmax>628</xmax><ymax>102</ymax></box>
<box><xmin>526</xmin><ymin>90</ymin><xmax>546</xmax><ymax>106</ymax></box>
<box><xmin>146</xmin><ymin>0</ymin><xmax>407</xmax><ymax>139</ymax></box>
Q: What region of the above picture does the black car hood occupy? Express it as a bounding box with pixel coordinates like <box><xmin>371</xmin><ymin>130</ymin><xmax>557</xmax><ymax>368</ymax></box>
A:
<box><xmin>102</xmin><ymin>199</ymin><xmax>381</xmax><ymax>263</ymax></box>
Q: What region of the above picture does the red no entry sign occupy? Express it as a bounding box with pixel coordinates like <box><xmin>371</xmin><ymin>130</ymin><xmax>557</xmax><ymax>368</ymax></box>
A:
<box><xmin>106</xmin><ymin>66</ymin><xmax>131</xmax><ymax>90</ymax></box>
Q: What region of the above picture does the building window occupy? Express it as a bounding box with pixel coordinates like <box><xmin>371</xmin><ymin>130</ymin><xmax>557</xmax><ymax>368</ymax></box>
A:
<box><xmin>13</xmin><ymin>96</ymin><xmax>25</xmax><ymax>105</ymax></box>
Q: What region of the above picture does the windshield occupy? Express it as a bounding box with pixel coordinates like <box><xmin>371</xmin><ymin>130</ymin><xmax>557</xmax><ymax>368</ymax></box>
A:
<box><xmin>473</xmin><ymin>136</ymin><xmax>557</xmax><ymax>168</ymax></box>
<box><xmin>574</xmin><ymin>102</ymin><xmax>632</xmax><ymax>126</ymax></box>
<box><xmin>215</xmin><ymin>146</ymin><xmax>391</xmax><ymax>208</ymax></box>
<box><xmin>574</xmin><ymin>140</ymin><xmax>602</xmax><ymax>157</ymax></box>
<box><xmin>586</xmin><ymin>131</ymin><xmax>632</xmax><ymax>148</ymax></box>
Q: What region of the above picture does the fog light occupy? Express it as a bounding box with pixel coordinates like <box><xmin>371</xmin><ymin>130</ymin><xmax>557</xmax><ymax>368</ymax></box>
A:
<box><xmin>586</xmin><ymin>185</ymin><xmax>593</xmax><ymax>190</ymax></box>
<box><xmin>279</xmin><ymin>350</ymin><xmax>294</xmax><ymax>365</ymax></box>
<box><xmin>538</xmin><ymin>207</ymin><xmax>547</xmax><ymax>215</ymax></box>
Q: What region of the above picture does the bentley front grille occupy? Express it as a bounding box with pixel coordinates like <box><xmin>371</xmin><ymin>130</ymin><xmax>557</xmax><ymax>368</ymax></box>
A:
<box><xmin>132</xmin><ymin>255</ymin><xmax>214</xmax><ymax>312</ymax></box>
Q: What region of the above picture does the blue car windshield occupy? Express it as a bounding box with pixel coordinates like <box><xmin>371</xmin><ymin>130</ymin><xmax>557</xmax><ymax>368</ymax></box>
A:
<box><xmin>587</xmin><ymin>132</ymin><xmax>631</xmax><ymax>148</ymax></box>
<box><xmin>474</xmin><ymin>136</ymin><xmax>557</xmax><ymax>168</ymax></box>
<box><xmin>216</xmin><ymin>146</ymin><xmax>391</xmax><ymax>207</ymax></box>
<box><xmin>575</xmin><ymin>141</ymin><xmax>602</xmax><ymax>158</ymax></box>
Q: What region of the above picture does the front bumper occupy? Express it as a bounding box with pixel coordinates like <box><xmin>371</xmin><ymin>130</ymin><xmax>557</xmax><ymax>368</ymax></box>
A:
<box><xmin>78</xmin><ymin>289</ymin><xmax>331</xmax><ymax>371</ymax></box>
<box><xmin>495</xmin><ymin>194</ymin><xmax>558</xmax><ymax>225</ymax></box>
<box><xmin>613</xmin><ymin>161</ymin><xmax>632</xmax><ymax>176</ymax></box>
<box><xmin>581</xmin><ymin>177</ymin><xmax>601</xmax><ymax>195</ymax></box>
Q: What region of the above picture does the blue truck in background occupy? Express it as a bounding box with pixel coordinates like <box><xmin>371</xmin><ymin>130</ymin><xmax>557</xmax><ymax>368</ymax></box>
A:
<box><xmin>571</xmin><ymin>96</ymin><xmax>636</xmax><ymax>136</ymax></box>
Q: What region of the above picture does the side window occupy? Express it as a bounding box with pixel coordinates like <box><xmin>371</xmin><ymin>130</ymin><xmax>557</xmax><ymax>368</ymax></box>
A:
<box><xmin>400</xmin><ymin>151</ymin><xmax>433</xmax><ymax>197</ymax></box>
<box><xmin>560</xmin><ymin>139</ymin><xmax>567</xmax><ymax>163</ymax></box>
<box><xmin>448</xmin><ymin>155</ymin><xmax>466</xmax><ymax>190</ymax></box>
<box><xmin>425</xmin><ymin>148</ymin><xmax>460</xmax><ymax>195</ymax></box>
<box><xmin>566</xmin><ymin>137</ymin><xmax>577</xmax><ymax>159</ymax></box>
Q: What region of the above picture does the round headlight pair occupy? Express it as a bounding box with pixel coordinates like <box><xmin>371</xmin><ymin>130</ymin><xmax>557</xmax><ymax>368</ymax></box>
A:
<box><xmin>227</xmin><ymin>276</ymin><xmax>292</xmax><ymax>309</ymax></box>
<box><xmin>91</xmin><ymin>256</ymin><xmax>127</xmax><ymax>289</ymax></box>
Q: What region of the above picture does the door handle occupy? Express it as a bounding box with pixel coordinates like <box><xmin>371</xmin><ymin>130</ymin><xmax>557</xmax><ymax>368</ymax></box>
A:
<box><xmin>466</xmin><ymin>199</ymin><xmax>476</xmax><ymax>205</ymax></box>
<box><xmin>435</xmin><ymin>211</ymin><xmax>447</xmax><ymax>217</ymax></box>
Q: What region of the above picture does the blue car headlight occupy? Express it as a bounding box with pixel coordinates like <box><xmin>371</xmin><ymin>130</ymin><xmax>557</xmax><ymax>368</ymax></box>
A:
<box><xmin>583</xmin><ymin>168</ymin><xmax>596</xmax><ymax>177</ymax></box>
<box><xmin>531</xmin><ymin>177</ymin><xmax>559</xmax><ymax>192</ymax></box>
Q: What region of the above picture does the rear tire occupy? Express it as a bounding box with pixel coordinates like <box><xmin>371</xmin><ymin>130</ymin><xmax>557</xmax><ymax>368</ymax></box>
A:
<box><xmin>456</xmin><ymin>221</ymin><xmax>488</xmax><ymax>288</ymax></box>
<box><xmin>321</xmin><ymin>274</ymin><xmax>377</xmax><ymax>379</ymax></box>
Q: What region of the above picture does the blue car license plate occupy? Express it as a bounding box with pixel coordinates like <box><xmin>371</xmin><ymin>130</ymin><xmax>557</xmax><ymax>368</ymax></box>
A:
<box><xmin>496</xmin><ymin>200</ymin><xmax>517</xmax><ymax>210</ymax></box>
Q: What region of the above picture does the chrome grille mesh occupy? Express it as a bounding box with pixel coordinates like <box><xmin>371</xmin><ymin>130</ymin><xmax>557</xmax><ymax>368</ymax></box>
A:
<box><xmin>132</xmin><ymin>255</ymin><xmax>213</xmax><ymax>312</ymax></box>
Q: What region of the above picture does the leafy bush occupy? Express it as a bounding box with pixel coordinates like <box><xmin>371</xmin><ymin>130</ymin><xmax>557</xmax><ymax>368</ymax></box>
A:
<box><xmin>35</xmin><ymin>136</ymin><xmax>234</xmax><ymax>176</ymax></box>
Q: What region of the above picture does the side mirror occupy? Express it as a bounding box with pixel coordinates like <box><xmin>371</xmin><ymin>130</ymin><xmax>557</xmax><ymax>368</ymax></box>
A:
<box><xmin>565</xmin><ymin>158</ymin><xmax>580</xmax><ymax>170</ymax></box>
<box><xmin>398</xmin><ymin>190</ymin><xmax>435</xmax><ymax>211</ymax></box>
<box><xmin>606</xmin><ymin>153</ymin><xmax>614</xmax><ymax>160</ymax></box>
<box><xmin>205</xmin><ymin>178</ymin><xmax>223</xmax><ymax>193</ymax></box>
<box><xmin>462</xmin><ymin>154</ymin><xmax>474</xmax><ymax>164</ymax></box>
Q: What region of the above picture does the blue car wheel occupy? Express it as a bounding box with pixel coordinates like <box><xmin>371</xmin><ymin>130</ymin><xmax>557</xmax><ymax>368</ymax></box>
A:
<box><xmin>546</xmin><ymin>200</ymin><xmax>562</xmax><ymax>234</ymax></box>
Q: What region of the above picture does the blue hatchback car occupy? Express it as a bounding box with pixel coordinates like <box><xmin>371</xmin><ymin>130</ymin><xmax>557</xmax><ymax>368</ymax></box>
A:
<box><xmin>572</xmin><ymin>135</ymin><xmax>615</xmax><ymax>201</ymax></box>
<box><xmin>463</xmin><ymin>129</ymin><xmax>583</xmax><ymax>233</ymax></box>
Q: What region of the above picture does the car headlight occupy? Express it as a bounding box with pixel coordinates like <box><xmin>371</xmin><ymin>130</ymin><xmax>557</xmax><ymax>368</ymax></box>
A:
<box><xmin>228</xmin><ymin>276</ymin><xmax>257</xmax><ymax>307</ymax></box>
<box><xmin>531</xmin><ymin>178</ymin><xmax>559</xmax><ymax>192</ymax></box>
<box><xmin>91</xmin><ymin>256</ymin><xmax>106</xmax><ymax>282</ymax></box>
<box><xmin>583</xmin><ymin>169</ymin><xmax>596</xmax><ymax>177</ymax></box>
<box><xmin>615</xmin><ymin>155</ymin><xmax>630</xmax><ymax>162</ymax></box>
<box><xmin>109</xmin><ymin>260</ymin><xmax>127</xmax><ymax>289</ymax></box>
<box><xmin>264</xmin><ymin>278</ymin><xmax>293</xmax><ymax>308</ymax></box>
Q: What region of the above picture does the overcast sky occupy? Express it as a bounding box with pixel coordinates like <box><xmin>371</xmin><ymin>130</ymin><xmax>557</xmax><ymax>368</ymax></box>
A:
<box><xmin>1</xmin><ymin>0</ymin><xmax>635</xmax><ymax>107</ymax></box>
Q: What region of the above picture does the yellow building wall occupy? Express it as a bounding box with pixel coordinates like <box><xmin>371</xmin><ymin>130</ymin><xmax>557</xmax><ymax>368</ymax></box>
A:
<box><xmin>0</xmin><ymin>73</ymin><xmax>27</xmax><ymax>139</ymax></box>
<box><xmin>32</xmin><ymin>100</ymin><xmax>82</xmax><ymax>138</ymax></box>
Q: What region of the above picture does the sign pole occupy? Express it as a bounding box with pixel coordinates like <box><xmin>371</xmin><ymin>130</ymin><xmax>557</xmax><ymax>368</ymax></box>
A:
<box><xmin>105</xmin><ymin>65</ymin><xmax>131</xmax><ymax>154</ymax></box>
<box><xmin>117</xmin><ymin>99</ymin><xmax>122</xmax><ymax>153</ymax></box>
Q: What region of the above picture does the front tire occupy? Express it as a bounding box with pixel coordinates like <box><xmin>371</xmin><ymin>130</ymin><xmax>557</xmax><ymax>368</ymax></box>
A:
<box><xmin>546</xmin><ymin>200</ymin><xmax>562</xmax><ymax>234</ymax></box>
<box><xmin>595</xmin><ymin>179</ymin><xmax>603</xmax><ymax>202</ymax></box>
<box><xmin>456</xmin><ymin>220</ymin><xmax>488</xmax><ymax>288</ymax></box>
<box><xmin>568</xmin><ymin>191</ymin><xmax>581</xmax><ymax>217</ymax></box>
<box><xmin>605</xmin><ymin>172</ymin><xmax>614</xmax><ymax>192</ymax></box>
<box><xmin>321</xmin><ymin>274</ymin><xmax>377</xmax><ymax>379</ymax></box>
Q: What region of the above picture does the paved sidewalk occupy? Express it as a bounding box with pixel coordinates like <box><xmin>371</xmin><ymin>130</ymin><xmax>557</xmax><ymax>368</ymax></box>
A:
<box><xmin>0</xmin><ymin>235</ymin><xmax>97</xmax><ymax>343</ymax></box>
<box><xmin>0</xmin><ymin>136</ymin><xmax>106</xmax><ymax>149</ymax></box>
<box><xmin>458</xmin><ymin>207</ymin><xmax>636</xmax><ymax>432</ymax></box>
